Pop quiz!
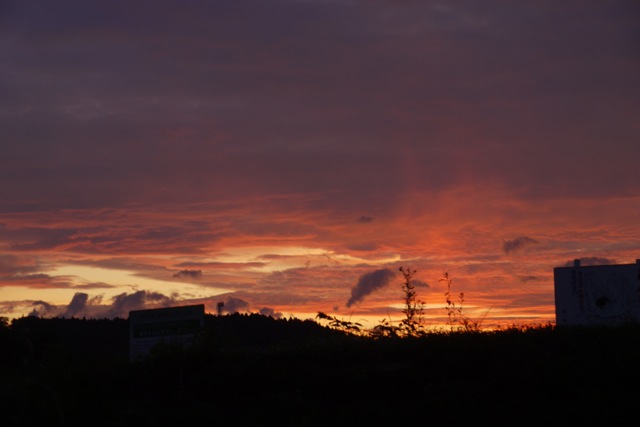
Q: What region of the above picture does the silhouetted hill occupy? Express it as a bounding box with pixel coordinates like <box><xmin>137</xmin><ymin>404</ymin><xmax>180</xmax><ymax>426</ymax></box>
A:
<box><xmin>2</xmin><ymin>315</ymin><xmax>640</xmax><ymax>426</ymax></box>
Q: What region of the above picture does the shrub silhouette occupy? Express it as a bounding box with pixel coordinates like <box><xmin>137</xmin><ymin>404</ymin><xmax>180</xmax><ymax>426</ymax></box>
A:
<box><xmin>398</xmin><ymin>266</ymin><xmax>426</xmax><ymax>336</ymax></box>
<box><xmin>2</xmin><ymin>315</ymin><xmax>640</xmax><ymax>426</ymax></box>
<box><xmin>315</xmin><ymin>312</ymin><xmax>363</xmax><ymax>335</ymax></box>
<box><xmin>441</xmin><ymin>272</ymin><xmax>490</xmax><ymax>332</ymax></box>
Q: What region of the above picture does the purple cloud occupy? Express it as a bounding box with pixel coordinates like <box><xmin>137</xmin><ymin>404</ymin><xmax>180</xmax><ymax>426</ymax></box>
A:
<box><xmin>346</xmin><ymin>269</ymin><xmax>397</xmax><ymax>308</ymax></box>
<box><xmin>503</xmin><ymin>236</ymin><xmax>538</xmax><ymax>254</ymax></box>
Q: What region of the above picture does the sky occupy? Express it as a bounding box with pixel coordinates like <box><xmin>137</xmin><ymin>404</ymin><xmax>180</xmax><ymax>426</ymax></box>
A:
<box><xmin>1</xmin><ymin>0</ymin><xmax>639</xmax><ymax>329</ymax></box>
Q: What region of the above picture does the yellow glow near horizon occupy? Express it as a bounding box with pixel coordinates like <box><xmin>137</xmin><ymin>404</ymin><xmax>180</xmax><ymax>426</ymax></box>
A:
<box><xmin>214</xmin><ymin>246</ymin><xmax>375</xmax><ymax>272</ymax></box>
<box><xmin>387</xmin><ymin>302</ymin><xmax>468</xmax><ymax>311</ymax></box>
<box><xmin>220</xmin><ymin>246</ymin><xmax>328</xmax><ymax>260</ymax></box>
<box><xmin>0</xmin><ymin>264</ymin><xmax>233</xmax><ymax>319</ymax></box>
<box><xmin>1</xmin><ymin>286</ymin><xmax>82</xmax><ymax>305</ymax></box>
<box><xmin>52</xmin><ymin>265</ymin><xmax>230</xmax><ymax>300</ymax></box>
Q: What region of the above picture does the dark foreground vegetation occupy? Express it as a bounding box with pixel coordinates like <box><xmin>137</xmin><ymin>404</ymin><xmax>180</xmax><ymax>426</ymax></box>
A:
<box><xmin>2</xmin><ymin>314</ymin><xmax>639</xmax><ymax>427</ymax></box>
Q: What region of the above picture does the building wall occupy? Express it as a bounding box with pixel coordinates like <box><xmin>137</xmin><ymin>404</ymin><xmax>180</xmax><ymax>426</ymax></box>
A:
<box><xmin>129</xmin><ymin>304</ymin><xmax>205</xmax><ymax>361</ymax></box>
<box><xmin>554</xmin><ymin>260</ymin><xmax>640</xmax><ymax>326</ymax></box>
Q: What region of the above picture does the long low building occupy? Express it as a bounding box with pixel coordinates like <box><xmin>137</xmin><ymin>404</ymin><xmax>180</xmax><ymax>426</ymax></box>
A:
<box><xmin>129</xmin><ymin>304</ymin><xmax>205</xmax><ymax>361</ymax></box>
<box><xmin>554</xmin><ymin>259</ymin><xmax>640</xmax><ymax>326</ymax></box>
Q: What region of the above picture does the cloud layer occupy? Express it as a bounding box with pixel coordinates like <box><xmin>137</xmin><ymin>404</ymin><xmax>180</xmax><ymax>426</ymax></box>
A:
<box><xmin>1</xmin><ymin>1</ymin><xmax>639</xmax><ymax>327</ymax></box>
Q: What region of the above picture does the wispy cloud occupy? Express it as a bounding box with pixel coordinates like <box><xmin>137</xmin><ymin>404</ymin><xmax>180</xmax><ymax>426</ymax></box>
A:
<box><xmin>29</xmin><ymin>301</ymin><xmax>57</xmax><ymax>317</ymax></box>
<box><xmin>0</xmin><ymin>254</ymin><xmax>43</xmax><ymax>275</ymax></box>
<box><xmin>176</xmin><ymin>261</ymin><xmax>267</xmax><ymax>269</ymax></box>
<box><xmin>259</xmin><ymin>307</ymin><xmax>283</xmax><ymax>319</ymax></box>
<box><xmin>106</xmin><ymin>291</ymin><xmax>175</xmax><ymax>319</ymax></box>
<box><xmin>346</xmin><ymin>269</ymin><xmax>397</xmax><ymax>308</ymax></box>
<box><xmin>503</xmin><ymin>236</ymin><xmax>538</xmax><ymax>254</ymax></box>
<box><xmin>219</xmin><ymin>296</ymin><xmax>250</xmax><ymax>314</ymax></box>
<box><xmin>564</xmin><ymin>257</ymin><xmax>617</xmax><ymax>267</ymax></box>
<box><xmin>172</xmin><ymin>269</ymin><xmax>203</xmax><ymax>279</ymax></box>
<box><xmin>63</xmin><ymin>292</ymin><xmax>89</xmax><ymax>318</ymax></box>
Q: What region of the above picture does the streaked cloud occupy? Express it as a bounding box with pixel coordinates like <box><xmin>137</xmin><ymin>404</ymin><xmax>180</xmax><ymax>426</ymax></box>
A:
<box><xmin>172</xmin><ymin>269</ymin><xmax>203</xmax><ymax>279</ymax></box>
<box><xmin>29</xmin><ymin>301</ymin><xmax>58</xmax><ymax>318</ymax></box>
<box><xmin>259</xmin><ymin>307</ymin><xmax>283</xmax><ymax>319</ymax></box>
<box><xmin>63</xmin><ymin>292</ymin><xmax>89</xmax><ymax>318</ymax></box>
<box><xmin>503</xmin><ymin>237</ymin><xmax>539</xmax><ymax>255</ymax></box>
<box><xmin>564</xmin><ymin>257</ymin><xmax>617</xmax><ymax>267</ymax></box>
<box><xmin>346</xmin><ymin>269</ymin><xmax>397</xmax><ymax>308</ymax></box>
<box><xmin>0</xmin><ymin>0</ymin><xmax>638</xmax><ymax>326</ymax></box>
<box><xmin>219</xmin><ymin>296</ymin><xmax>251</xmax><ymax>315</ymax></box>
<box><xmin>106</xmin><ymin>291</ymin><xmax>175</xmax><ymax>319</ymax></box>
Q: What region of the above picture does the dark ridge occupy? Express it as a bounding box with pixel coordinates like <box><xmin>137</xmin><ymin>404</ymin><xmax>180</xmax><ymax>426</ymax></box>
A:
<box><xmin>1</xmin><ymin>315</ymin><xmax>639</xmax><ymax>426</ymax></box>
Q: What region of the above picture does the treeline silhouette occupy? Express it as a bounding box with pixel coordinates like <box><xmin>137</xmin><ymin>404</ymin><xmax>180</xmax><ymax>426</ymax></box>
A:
<box><xmin>2</xmin><ymin>314</ymin><xmax>640</xmax><ymax>426</ymax></box>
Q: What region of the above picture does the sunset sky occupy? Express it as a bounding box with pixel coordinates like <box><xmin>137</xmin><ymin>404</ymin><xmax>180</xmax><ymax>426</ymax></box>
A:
<box><xmin>1</xmin><ymin>0</ymin><xmax>639</xmax><ymax>329</ymax></box>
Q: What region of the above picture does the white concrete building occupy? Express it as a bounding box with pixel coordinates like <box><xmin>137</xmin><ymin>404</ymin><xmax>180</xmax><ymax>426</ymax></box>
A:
<box><xmin>554</xmin><ymin>259</ymin><xmax>640</xmax><ymax>326</ymax></box>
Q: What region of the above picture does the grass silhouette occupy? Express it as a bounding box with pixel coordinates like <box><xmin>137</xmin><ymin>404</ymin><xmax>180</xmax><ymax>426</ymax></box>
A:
<box><xmin>2</xmin><ymin>314</ymin><xmax>640</xmax><ymax>426</ymax></box>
